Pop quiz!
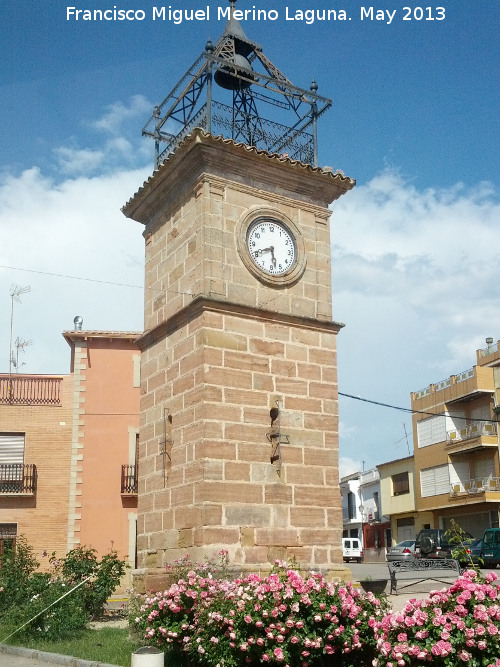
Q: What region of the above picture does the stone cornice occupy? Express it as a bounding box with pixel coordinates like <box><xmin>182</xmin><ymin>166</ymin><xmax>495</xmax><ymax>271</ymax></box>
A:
<box><xmin>136</xmin><ymin>295</ymin><xmax>344</xmax><ymax>351</ymax></box>
<box><xmin>122</xmin><ymin>129</ymin><xmax>355</xmax><ymax>225</ymax></box>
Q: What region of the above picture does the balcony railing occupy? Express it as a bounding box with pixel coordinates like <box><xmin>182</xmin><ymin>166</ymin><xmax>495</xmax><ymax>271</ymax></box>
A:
<box><xmin>0</xmin><ymin>376</ymin><xmax>62</xmax><ymax>406</ymax></box>
<box><xmin>414</xmin><ymin>367</ymin><xmax>476</xmax><ymax>399</ymax></box>
<box><xmin>0</xmin><ymin>464</ymin><xmax>37</xmax><ymax>494</ymax></box>
<box><xmin>121</xmin><ymin>464</ymin><xmax>137</xmax><ymax>495</ymax></box>
<box><xmin>450</xmin><ymin>477</ymin><xmax>500</xmax><ymax>495</ymax></box>
<box><xmin>447</xmin><ymin>421</ymin><xmax>497</xmax><ymax>444</ymax></box>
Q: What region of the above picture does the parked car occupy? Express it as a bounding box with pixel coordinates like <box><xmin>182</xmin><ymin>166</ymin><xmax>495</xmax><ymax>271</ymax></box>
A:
<box><xmin>468</xmin><ymin>538</ymin><xmax>483</xmax><ymax>565</ymax></box>
<box><xmin>342</xmin><ymin>537</ymin><xmax>363</xmax><ymax>563</ymax></box>
<box><xmin>415</xmin><ymin>528</ymin><xmax>474</xmax><ymax>560</ymax></box>
<box><xmin>386</xmin><ymin>540</ymin><xmax>416</xmax><ymax>562</ymax></box>
<box><xmin>481</xmin><ymin>528</ymin><xmax>500</xmax><ymax>567</ymax></box>
<box><xmin>415</xmin><ymin>529</ymin><xmax>451</xmax><ymax>559</ymax></box>
<box><xmin>449</xmin><ymin>537</ymin><xmax>483</xmax><ymax>566</ymax></box>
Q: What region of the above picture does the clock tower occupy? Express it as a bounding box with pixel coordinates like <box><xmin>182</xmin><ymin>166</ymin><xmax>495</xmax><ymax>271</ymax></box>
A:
<box><xmin>123</xmin><ymin>2</ymin><xmax>354</xmax><ymax>587</ymax></box>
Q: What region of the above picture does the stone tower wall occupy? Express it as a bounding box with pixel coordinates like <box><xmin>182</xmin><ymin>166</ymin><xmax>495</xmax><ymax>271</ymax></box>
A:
<box><xmin>123</xmin><ymin>131</ymin><xmax>354</xmax><ymax>583</ymax></box>
<box><xmin>138</xmin><ymin>303</ymin><xmax>342</xmax><ymax>573</ymax></box>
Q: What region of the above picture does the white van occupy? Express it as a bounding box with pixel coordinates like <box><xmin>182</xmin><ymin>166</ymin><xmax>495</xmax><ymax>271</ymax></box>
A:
<box><xmin>342</xmin><ymin>537</ymin><xmax>363</xmax><ymax>563</ymax></box>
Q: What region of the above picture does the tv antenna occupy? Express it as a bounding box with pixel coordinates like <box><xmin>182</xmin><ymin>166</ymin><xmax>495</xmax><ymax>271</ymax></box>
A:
<box><xmin>9</xmin><ymin>284</ymin><xmax>31</xmax><ymax>374</ymax></box>
<box><xmin>393</xmin><ymin>423</ymin><xmax>412</xmax><ymax>456</ymax></box>
<box><xmin>10</xmin><ymin>337</ymin><xmax>33</xmax><ymax>372</ymax></box>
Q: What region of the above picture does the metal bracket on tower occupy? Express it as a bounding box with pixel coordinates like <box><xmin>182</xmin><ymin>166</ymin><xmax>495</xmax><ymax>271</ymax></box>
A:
<box><xmin>266</xmin><ymin>401</ymin><xmax>289</xmax><ymax>476</ymax></box>
<box><xmin>161</xmin><ymin>408</ymin><xmax>173</xmax><ymax>487</ymax></box>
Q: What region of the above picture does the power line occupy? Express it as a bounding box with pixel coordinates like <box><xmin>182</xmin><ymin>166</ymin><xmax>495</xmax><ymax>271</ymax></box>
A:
<box><xmin>338</xmin><ymin>391</ymin><xmax>500</xmax><ymax>424</ymax></box>
<box><xmin>0</xmin><ymin>264</ymin><xmax>187</xmax><ymax>297</ymax></box>
<box><xmin>0</xmin><ymin>264</ymin><xmax>143</xmax><ymax>289</ymax></box>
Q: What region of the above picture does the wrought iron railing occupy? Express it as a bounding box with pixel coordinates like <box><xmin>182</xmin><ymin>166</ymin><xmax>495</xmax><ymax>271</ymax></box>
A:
<box><xmin>0</xmin><ymin>464</ymin><xmax>37</xmax><ymax>494</ymax></box>
<box><xmin>0</xmin><ymin>376</ymin><xmax>62</xmax><ymax>406</ymax></box>
<box><xmin>157</xmin><ymin>100</ymin><xmax>314</xmax><ymax>166</ymax></box>
<box><xmin>121</xmin><ymin>464</ymin><xmax>138</xmax><ymax>494</ymax></box>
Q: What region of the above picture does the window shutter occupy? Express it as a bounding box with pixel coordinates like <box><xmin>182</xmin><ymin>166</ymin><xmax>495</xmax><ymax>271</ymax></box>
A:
<box><xmin>0</xmin><ymin>434</ymin><xmax>25</xmax><ymax>464</ymax></box>
<box><xmin>417</xmin><ymin>416</ymin><xmax>447</xmax><ymax>448</ymax></box>
<box><xmin>420</xmin><ymin>468</ymin><xmax>435</xmax><ymax>497</ymax></box>
<box><xmin>420</xmin><ymin>464</ymin><xmax>449</xmax><ymax>497</ymax></box>
<box><xmin>434</xmin><ymin>466</ymin><xmax>450</xmax><ymax>495</ymax></box>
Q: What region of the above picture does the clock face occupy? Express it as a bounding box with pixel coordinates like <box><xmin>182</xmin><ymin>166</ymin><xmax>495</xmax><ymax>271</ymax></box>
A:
<box><xmin>246</xmin><ymin>219</ymin><xmax>296</xmax><ymax>275</ymax></box>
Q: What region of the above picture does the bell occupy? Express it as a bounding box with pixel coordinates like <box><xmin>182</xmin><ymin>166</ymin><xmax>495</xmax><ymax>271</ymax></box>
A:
<box><xmin>214</xmin><ymin>53</ymin><xmax>254</xmax><ymax>90</ymax></box>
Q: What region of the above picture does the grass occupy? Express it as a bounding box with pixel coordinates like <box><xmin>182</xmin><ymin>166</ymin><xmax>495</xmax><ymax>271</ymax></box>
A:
<box><xmin>2</xmin><ymin>625</ymin><xmax>145</xmax><ymax>666</ymax></box>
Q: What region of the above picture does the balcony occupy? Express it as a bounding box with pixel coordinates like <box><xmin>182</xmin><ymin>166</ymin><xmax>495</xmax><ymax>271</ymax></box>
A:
<box><xmin>446</xmin><ymin>421</ymin><xmax>498</xmax><ymax>454</ymax></box>
<box><xmin>450</xmin><ymin>477</ymin><xmax>500</xmax><ymax>498</ymax></box>
<box><xmin>121</xmin><ymin>464</ymin><xmax>137</xmax><ymax>495</ymax></box>
<box><xmin>0</xmin><ymin>464</ymin><xmax>37</xmax><ymax>495</ymax></box>
<box><xmin>413</xmin><ymin>365</ymin><xmax>494</xmax><ymax>404</ymax></box>
<box><xmin>0</xmin><ymin>375</ymin><xmax>62</xmax><ymax>406</ymax></box>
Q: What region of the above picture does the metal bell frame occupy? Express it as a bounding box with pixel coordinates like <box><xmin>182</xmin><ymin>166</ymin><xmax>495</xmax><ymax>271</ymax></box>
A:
<box><xmin>142</xmin><ymin>1</ymin><xmax>332</xmax><ymax>169</ymax></box>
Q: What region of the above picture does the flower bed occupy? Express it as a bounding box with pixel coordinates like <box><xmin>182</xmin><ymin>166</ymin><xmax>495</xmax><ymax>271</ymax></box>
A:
<box><xmin>132</xmin><ymin>562</ymin><xmax>500</xmax><ymax>667</ymax></box>
<box><xmin>375</xmin><ymin>569</ymin><xmax>500</xmax><ymax>666</ymax></box>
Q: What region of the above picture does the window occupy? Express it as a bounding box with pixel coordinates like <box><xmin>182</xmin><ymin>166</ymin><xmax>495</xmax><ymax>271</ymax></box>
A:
<box><xmin>392</xmin><ymin>471</ymin><xmax>410</xmax><ymax>496</ymax></box>
<box><xmin>420</xmin><ymin>464</ymin><xmax>450</xmax><ymax>497</ymax></box>
<box><xmin>0</xmin><ymin>524</ymin><xmax>17</xmax><ymax>568</ymax></box>
<box><xmin>347</xmin><ymin>491</ymin><xmax>356</xmax><ymax>520</ymax></box>
<box><xmin>0</xmin><ymin>433</ymin><xmax>25</xmax><ymax>463</ymax></box>
<box><xmin>0</xmin><ymin>433</ymin><xmax>25</xmax><ymax>491</ymax></box>
<box><xmin>397</xmin><ymin>517</ymin><xmax>415</xmax><ymax>528</ymax></box>
<box><xmin>417</xmin><ymin>416</ymin><xmax>447</xmax><ymax>448</ymax></box>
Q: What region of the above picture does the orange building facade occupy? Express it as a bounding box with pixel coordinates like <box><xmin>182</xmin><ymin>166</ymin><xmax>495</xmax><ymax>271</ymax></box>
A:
<box><xmin>0</xmin><ymin>329</ymin><xmax>140</xmax><ymax>580</ymax></box>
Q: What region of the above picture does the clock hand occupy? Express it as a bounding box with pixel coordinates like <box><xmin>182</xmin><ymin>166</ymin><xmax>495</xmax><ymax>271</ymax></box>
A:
<box><xmin>256</xmin><ymin>247</ymin><xmax>273</xmax><ymax>256</ymax></box>
<box><xmin>269</xmin><ymin>246</ymin><xmax>276</xmax><ymax>266</ymax></box>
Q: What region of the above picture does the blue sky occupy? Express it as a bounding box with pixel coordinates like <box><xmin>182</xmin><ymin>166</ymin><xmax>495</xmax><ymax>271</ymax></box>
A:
<box><xmin>1</xmin><ymin>1</ymin><xmax>499</xmax><ymax>475</ymax></box>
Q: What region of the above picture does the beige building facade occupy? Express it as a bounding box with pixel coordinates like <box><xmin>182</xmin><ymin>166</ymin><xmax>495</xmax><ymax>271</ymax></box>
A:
<box><xmin>377</xmin><ymin>456</ymin><xmax>417</xmax><ymax>544</ymax></box>
<box><xmin>411</xmin><ymin>338</ymin><xmax>500</xmax><ymax>537</ymax></box>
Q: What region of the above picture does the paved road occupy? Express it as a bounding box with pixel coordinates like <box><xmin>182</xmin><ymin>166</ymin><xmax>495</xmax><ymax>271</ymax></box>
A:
<box><xmin>346</xmin><ymin>559</ymin><xmax>499</xmax><ymax>582</ymax></box>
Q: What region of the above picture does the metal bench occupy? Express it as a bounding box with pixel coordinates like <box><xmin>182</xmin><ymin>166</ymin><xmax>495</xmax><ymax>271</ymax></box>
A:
<box><xmin>387</xmin><ymin>558</ymin><xmax>461</xmax><ymax>595</ymax></box>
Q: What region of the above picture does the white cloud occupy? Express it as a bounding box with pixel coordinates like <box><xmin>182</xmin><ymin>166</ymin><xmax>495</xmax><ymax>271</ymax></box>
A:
<box><xmin>53</xmin><ymin>146</ymin><xmax>105</xmax><ymax>175</ymax></box>
<box><xmin>334</xmin><ymin>170</ymin><xmax>500</xmax><ymax>468</ymax></box>
<box><xmin>91</xmin><ymin>95</ymin><xmax>151</xmax><ymax>135</ymax></box>
<box><xmin>52</xmin><ymin>96</ymin><xmax>153</xmax><ymax>176</ymax></box>
<box><xmin>0</xmin><ymin>96</ymin><xmax>157</xmax><ymax>375</ymax></box>
<box><xmin>0</xmin><ymin>163</ymin><xmax>149</xmax><ymax>374</ymax></box>
<box><xmin>2</xmin><ymin>106</ymin><xmax>499</xmax><ymax>477</ymax></box>
<box><xmin>339</xmin><ymin>456</ymin><xmax>363</xmax><ymax>479</ymax></box>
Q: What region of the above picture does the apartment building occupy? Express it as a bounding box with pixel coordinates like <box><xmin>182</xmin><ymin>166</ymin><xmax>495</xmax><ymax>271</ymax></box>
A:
<box><xmin>411</xmin><ymin>337</ymin><xmax>500</xmax><ymax>537</ymax></box>
<box><xmin>0</xmin><ymin>325</ymin><xmax>141</xmax><ymax>576</ymax></box>
<box><xmin>0</xmin><ymin>373</ymin><xmax>73</xmax><ymax>561</ymax></box>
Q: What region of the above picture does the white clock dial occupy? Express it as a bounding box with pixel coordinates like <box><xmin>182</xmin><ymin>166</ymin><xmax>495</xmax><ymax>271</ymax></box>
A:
<box><xmin>247</xmin><ymin>219</ymin><xmax>296</xmax><ymax>275</ymax></box>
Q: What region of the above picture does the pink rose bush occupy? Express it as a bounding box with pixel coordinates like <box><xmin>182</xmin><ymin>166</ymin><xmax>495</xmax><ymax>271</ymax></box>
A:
<box><xmin>134</xmin><ymin>560</ymin><xmax>388</xmax><ymax>667</ymax></box>
<box><xmin>133</xmin><ymin>562</ymin><xmax>500</xmax><ymax>667</ymax></box>
<box><xmin>374</xmin><ymin>570</ymin><xmax>500</xmax><ymax>666</ymax></box>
